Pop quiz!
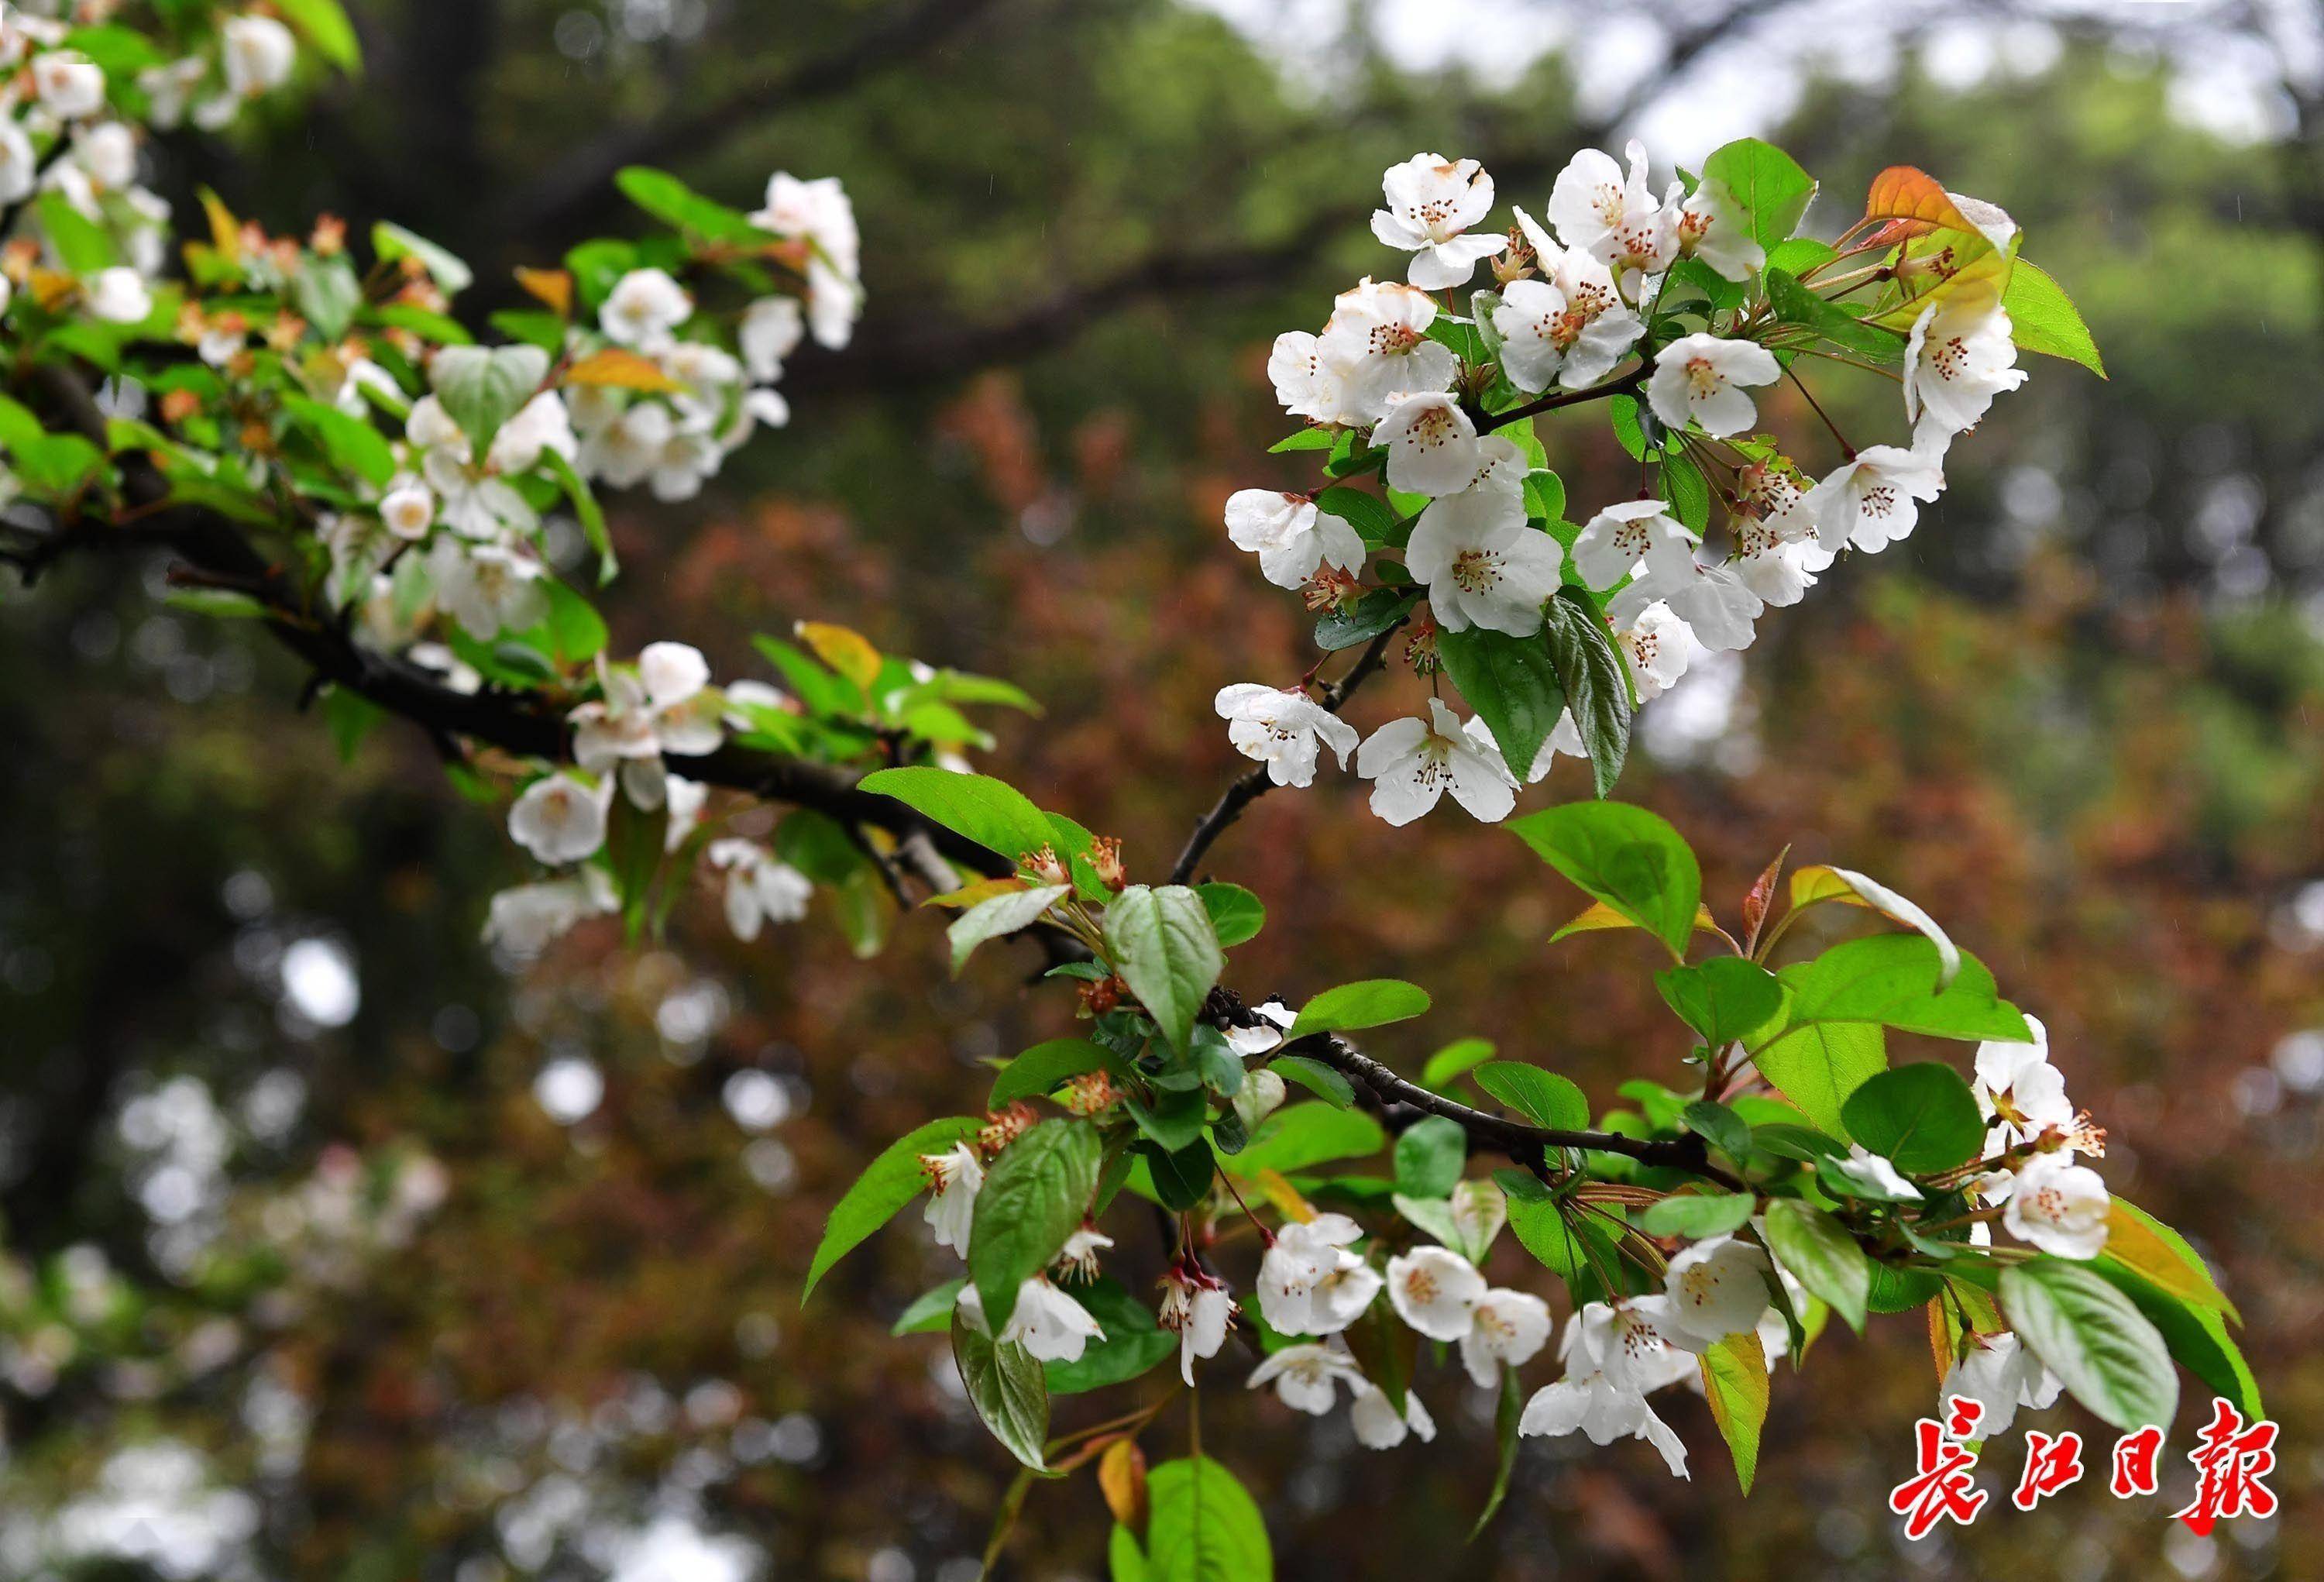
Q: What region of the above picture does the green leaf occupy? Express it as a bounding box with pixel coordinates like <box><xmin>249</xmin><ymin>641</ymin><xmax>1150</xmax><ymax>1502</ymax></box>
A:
<box><xmin>952</xmin><ymin>1307</ymin><xmax>1050</xmax><ymax>1470</ymax></box>
<box><xmin>1195</xmin><ymin>882</ymin><xmax>1265</xmax><ymax>947</ymax></box>
<box><xmin>1141</xmin><ymin>1138</ymin><xmax>1217</xmax><ymax>1211</ymax></box>
<box><xmin>1144</xmin><ymin>1456</ymin><xmax>1272</xmax><ymax>1582</ymax></box>
<box><xmin>430</xmin><ymin>343</ymin><xmax>547</xmax><ymax>454</ymax></box>
<box><xmin>1312</xmin><ymin>588</ymin><xmax>1416</xmax><ymax>652</ymax></box>
<box><xmin>1315</xmin><ymin>486</ymin><xmax>1400</xmax><ymax>545</ymax></box>
<box><xmin>2092</xmin><ymin>1262</ymin><xmax>2260</xmax><ymax>1420</ymax></box>
<box><xmin>1765</xmin><ymin>267</ymin><xmax>1903</xmax><ymax>361</ymax></box>
<box><xmin>273</xmin><ymin>0</ymin><xmax>363</xmax><ymax>68</ymax></box>
<box><xmin>1394</xmin><ymin>1116</ymin><xmax>1468</xmax><ymax>1198</ymax></box>
<box><xmin>1044</xmin><ymin>1278</ymin><xmax>1176</xmax><ymax>1394</ymax></box>
<box><xmin>1761</xmin><ymin>1199</ymin><xmax>1871</xmax><ymax>1333</ymax></box>
<box><xmin>1268</xmin><ymin>1055</ymin><xmax>1354</xmax><ymax>1109</ymax></box>
<box><xmin>1678</xmin><ymin>1099</ymin><xmax>1753</xmax><ymax>1161</ymax></box>
<box><xmin>892</xmin><ymin>1278</ymin><xmax>966</xmax><ymax>1336</ymax></box>
<box><xmin>1794</xmin><ymin>865</ymin><xmax>1962</xmax><ymax>986</ymax></box>
<box><xmin>1126</xmin><ymin>1086</ymin><xmax>1211</xmax><ymax>1154</ymax></box>
<box><xmin>1224</xmin><ymin>1105</ymin><xmax>1384</xmax><ymax>1177</ymax></box>
<box><xmin>281</xmin><ymin>395</ymin><xmax>393</xmax><ymax>487</ymax></box>
<box><xmin>1470</xmin><ymin>1061</ymin><xmax>1590</xmax><ymax>1131</ymax></box>
<box><xmin>1111</xmin><ymin>1527</ymin><xmax>1148</xmax><ymax>1582</ymax></box>
<box><xmin>1760</xmin><ymin>937</ymin><xmax>2030</xmax><ymax>1047</ymax></box>
<box><xmin>2002</xmin><ymin>260</ymin><xmax>2105</xmax><ymax>377</ymax></box>
<box><xmin>858</xmin><ymin>767</ymin><xmax>1057</xmax><ymax>866</ymax></box>
<box><xmin>1700</xmin><ymin>1331</ymin><xmax>1770</xmax><ymax>1493</ymax></box>
<box><xmin>2101</xmin><ymin>1199</ymin><xmax>2239</xmax><ymax>1322</ymax></box>
<box><xmin>1502</xmin><ymin>1182</ymin><xmax>1618</xmax><ymax>1288</ymax></box>
<box><xmin>1752</xmin><ymin>1022</ymin><xmax>1886</xmax><ymax>1138</ymax></box>
<box><xmin>1508</xmin><ymin>801</ymin><xmax>1700</xmax><ymax>957</ymax></box>
<box><xmin>1655</xmin><ymin>958</ymin><xmax>1784</xmax><ymax>1047</ymax></box>
<box><xmin>38</xmin><ymin>192</ymin><xmax>115</xmax><ymax>273</ymax></box>
<box><xmin>1838</xmin><ymin>1062</ymin><xmax>1983</xmax><ymax>1174</ymax></box>
<box><xmin>1541</xmin><ymin>587</ymin><xmax>1633</xmax><ymax>795</ymax></box>
<box><xmin>615</xmin><ymin>165</ymin><xmax>766</xmax><ymax>243</ymax></box>
<box><xmin>1106</xmin><ymin>885</ymin><xmax>1225</xmax><ymax>1053</ymax></box>
<box><xmin>969</xmin><ymin>1119</ymin><xmax>1103</xmax><ymax>1326</ymax></box>
<box><xmin>1435</xmin><ymin>625</ymin><xmax>1564</xmax><ymax>779</ymax></box>
<box><xmin>804</xmin><ymin>1116</ymin><xmax>982</xmax><ymax>1299</ymax></box>
<box><xmin>542</xmin><ymin>448</ymin><xmax>617</xmax><ymax>584</ymax></box>
<box><xmin>1469</xmin><ymin>1365</ymin><xmax>1524</xmax><ymax>1539</ymax></box>
<box><xmin>1638</xmin><ymin>1190</ymin><xmax>1756</xmax><ymax>1239</ymax></box>
<box><xmin>1421</xmin><ymin>1037</ymin><xmax>1497</xmax><ymax>1090</ymax></box>
<box><xmin>1700</xmin><ymin>138</ymin><xmax>1817</xmax><ymax>250</ymax></box>
<box><xmin>319</xmin><ymin>686</ymin><xmax>384</xmax><ymax>763</ymax></box>
<box><xmin>988</xmin><ymin>1038</ymin><xmax>1112</xmax><ymax>1109</ymax></box>
<box><xmin>948</xmin><ymin>884</ymin><xmax>1067</xmax><ymax>974</ymax></box>
<box><xmin>1659</xmin><ymin>449</ymin><xmax>1713</xmax><ymax>533</ymax></box>
<box><xmin>372</xmin><ymin>222</ymin><xmax>473</xmax><ymax>294</ymax></box>
<box><xmin>1268</xmin><ymin>428</ymin><xmax>1333</xmax><ymax>453</ymax></box>
<box><xmin>293</xmin><ymin>255</ymin><xmax>363</xmax><ymax>342</ymax></box>
<box><xmin>2000</xmin><ymin>1258</ymin><xmax>2178</xmax><ymax>1432</ymax></box>
<box><xmin>1286</xmin><ymin>978</ymin><xmax>1430</xmax><ymax>1042</ymax></box>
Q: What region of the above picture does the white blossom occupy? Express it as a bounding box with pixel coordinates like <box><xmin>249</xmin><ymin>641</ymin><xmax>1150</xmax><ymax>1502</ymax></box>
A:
<box><xmin>705</xmin><ymin>839</ymin><xmax>813</xmax><ymax>942</ymax></box>
<box><xmin>1675</xmin><ymin>178</ymin><xmax>1765</xmax><ymax>281</ymax></box>
<box><xmin>920</xmin><ymin>1141</ymin><xmax>982</xmax><ymax>1257</ymax></box>
<box><xmin>1213</xmin><ymin>683</ymin><xmax>1359</xmax><ymax>788</ymax></box>
<box><xmin>570</xmin><ymin>642</ymin><xmax>725</xmax><ymax>807</ymax></box>
<box><xmin>1802</xmin><ymin>442</ymin><xmax>1948</xmax><ymax>556</ymax></box>
<box><xmin>1547</xmin><ymin>141</ymin><xmax>1676</xmax><ymax>296</ymax></box>
<box><xmin>1459</xmin><ymin>1287</ymin><xmax>1552</xmax><ymax>1387</ymax></box>
<box><xmin>1904</xmin><ymin>293</ymin><xmax>2027</xmax><ymax>442</ymax></box>
<box><xmin>1519</xmin><ymin>1371</ymin><xmax>1690</xmax><ymax>1477</ymax></box>
<box><xmin>1356</xmin><ymin>698</ymin><xmax>1518</xmax><ymax>827</ymax></box>
<box><xmin>1159</xmin><ymin>1266</ymin><xmax>1235</xmax><ymax>1384</ymax></box>
<box><xmin>1940</xmin><ymin>1331</ymin><xmax>2062</xmax><ymax>1437</ymax></box>
<box><xmin>1661</xmin><ymin>1234</ymin><xmax>1772</xmax><ymax>1348</ymax></box>
<box><xmin>1975</xmin><ymin>1016</ymin><xmax>2102</xmax><ymax>1157</ymax></box>
<box><xmin>428</xmin><ymin>538</ymin><xmax>549</xmax><ymax>639</ymax></box>
<box><xmin>751</xmin><ymin>172</ymin><xmax>861</xmax><ymax>349</ymax></box>
<box><xmin>2000</xmin><ymin>1152</ymin><xmax>2109</xmax><ymax>1259</ymax></box>
<box><xmin>1349</xmin><ymin>1381</ymin><xmax>1437</xmax><ymax>1449</ymax></box>
<box><xmin>1570</xmin><ymin>1297</ymin><xmax>1700</xmax><ymax>1394</ymax></box>
<box><xmin>1492</xmin><ymin>217</ymin><xmax>1645</xmax><ymax>394</ymax></box>
<box><xmin>482</xmin><ymin>872</ymin><xmax>616</xmax><ymax>954</ymax></box>
<box><xmin>1246</xmin><ymin>1343</ymin><xmax>1365</xmax><ymax>1415</ymax></box>
<box><xmin>1373</xmin><ymin>391</ymin><xmax>1481</xmax><ymax>498</ymax></box>
<box><xmin>1834</xmin><ymin>1144</ymin><xmax>1923</xmax><ymax>1201</ymax></box>
<box><xmin>1384</xmin><ymin>1245</ymin><xmax>1486</xmax><ymax>1341</ymax></box>
<box><xmin>1406</xmin><ymin>476</ymin><xmax>1563</xmax><ymax>638</ymax></box>
<box><xmin>507</xmin><ymin>772</ymin><xmax>610</xmax><ymax>865</ymax></box>
<box><xmin>222</xmin><ymin>15</ymin><xmax>297</xmax><ymax>98</ymax></box>
<box><xmin>962</xmin><ymin>1278</ymin><xmax>1105</xmax><ymax>1364</ymax></box>
<box><xmin>84</xmin><ymin>267</ymin><xmax>152</xmax><ymax>325</ymax></box>
<box><xmin>1226</xmin><ymin>1000</ymin><xmax>1298</xmax><ymax>1060</ymax></box>
<box><xmin>1267</xmin><ymin>331</ymin><xmax>1362</xmax><ymax>428</ymax></box>
<box><xmin>33</xmin><ymin>51</ymin><xmax>106</xmax><ymax>119</ymax></box>
<box><xmin>1648</xmin><ymin>332</ymin><xmax>1781</xmax><ymax>438</ymax></box>
<box><xmin>1056</xmin><ymin>1223</ymin><xmax>1113</xmax><ymax>1282</ymax></box>
<box><xmin>1256</xmin><ymin>1214</ymin><xmax>1380</xmax><ymax>1336</ymax></box>
<box><xmin>1317</xmin><ymin>278</ymin><xmax>1458</xmax><ymax>421</ymax></box>
<box><xmin>380</xmin><ymin>482</ymin><xmax>435</xmax><ymax>542</ymax></box>
<box><xmin>1222</xmin><ymin>489</ymin><xmax>1363</xmax><ymax>590</ymax></box>
<box><xmin>0</xmin><ymin>118</ymin><xmax>35</xmax><ymax>204</ymax></box>
<box><xmin>600</xmin><ymin>268</ymin><xmax>694</xmax><ymax>351</ymax></box>
<box><xmin>1370</xmin><ymin>153</ymin><xmax>1506</xmax><ymax>290</ymax></box>
<box><xmin>739</xmin><ymin>295</ymin><xmax>805</xmax><ymax>382</ymax></box>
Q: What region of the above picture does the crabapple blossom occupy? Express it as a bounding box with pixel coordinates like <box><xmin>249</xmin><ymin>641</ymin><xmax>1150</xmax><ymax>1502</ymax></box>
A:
<box><xmin>1246</xmin><ymin>1343</ymin><xmax>1364</xmax><ymax>1415</ymax></box>
<box><xmin>751</xmin><ymin>172</ymin><xmax>861</xmax><ymax>349</ymax></box>
<box><xmin>1834</xmin><ymin>1144</ymin><xmax>1923</xmax><ymax>1200</ymax></box>
<box><xmin>1547</xmin><ymin>141</ymin><xmax>1676</xmax><ymax>296</ymax></box>
<box><xmin>1405</xmin><ymin>480</ymin><xmax>1563</xmax><ymax>637</ymax></box>
<box><xmin>1615</xmin><ymin>603</ymin><xmax>1694</xmax><ymax>703</ymax></box>
<box><xmin>1940</xmin><ymin>1331</ymin><xmax>2064</xmax><ymax>1437</ymax></box>
<box><xmin>1675</xmin><ymin>178</ymin><xmax>1765</xmax><ymax>281</ymax></box>
<box><xmin>84</xmin><ymin>268</ymin><xmax>153</xmax><ymax>325</ymax></box>
<box><xmin>1256</xmin><ymin>1213</ymin><xmax>1380</xmax><ymax>1336</ymax></box>
<box><xmin>1802</xmin><ymin>442</ymin><xmax>1948</xmax><ymax>556</ymax></box>
<box><xmin>507</xmin><ymin>772</ymin><xmax>610</xmax><ymax>865</ymax></box>
<box><xmin>1728</xmin><ymin>521</ymin><xmax>1820</xmax><ymax>607</ymax></box>
<box><xmin>1222</xmin><ymin>490</ymin><xmax>1363</xmax><ymax>591</ymax></box>
<box><xmin>920</xmin><ymin>1142</ymin><xmax>982</xmax><ymax>1257</ymax></box>
<box><xmin>1213</xmin><ymin>683</ymin><xmax>1359</xmax><ymax>788</ymax></box>
<box><xmin>428</xmin><ymin>538</ymin><xmax>550</xmax><ymax>640</ymax></box>
<box><xmin>1317</xmin><ymin>278</ymin><xmax>1457</xmax><ymax>420</ymax></box>
<box><xmin>1159</xmin><ymin>1265</ymin><xmax>1235</xmax><ymax>1384</ymax></box>
<box><xmin>482</xmin><ymin>872</ymin><xmax>617</xmax><ymax>954</ymax></box>
<box><xmin>1904</xmin><ymin>292</ymin><xmax>2027</xmax><ymax>441</ymax></box>
<box><xmin>1384</xmin><ymin>1245</ymin><xmax>1486</xmax><ymax>1341</ymax></box>
<box><xmin>0</xmin><ymin>118</ymin><xmax>34</xmax><ymax>203</ymax></box>
<box><xmin>222</xmin><ymin>15</ymin><xmax>297</xmax><ymax>98</ymax></box>
<box><xmin>1573</xmin><ymin>1297</ymin><xmax>1700</xmax><ymax>1394</ymax></box>
<box><xmin>1648</xmin><ymin>332</ymin><xmax>1781</xmax><ymax>438</ymax></box>
<box><xmin>2000</xmin><ymin>1152</ymin><xmax>2110</xmax><ymax>1259</ymax></box>
<box><xmin>1608</xmin><ymin>552</ymin><xmax>1764</xmax><ymax>655</ymax></box>
<box><xmin>960</xmin><ymin>1278</ymin><xmax>1105</xmax><ymax>1364</ymax></box>
<box><xmin>600</xmin><ymin>268</ymin><xmax>695</xmax><ymax>351</ymax></box>
<box><xmin>1571</xmin><ymin>497</ymin><xmax>1696</xmax><ymax>589</ymax></box>
<box><xmin>1267</xmin><ymin>331</ymin><xmax>1361</xmax><ymax>428</ymax></box>
<box><xmin>569</xmin><ymin>642</ymin><xmax>726</xmax><ymax>808</ymax></box>
<box><xmin>380</xmin><ymin>483</ymin><xmax>435</xmax><ymax>541</ymax></box>
<box><xmin>1975</xmin><ymin>1016</ymin><xmax>2103</xmax><ymax>1156</ymax></box>
<box><xmin>1056</xmin><ymin>1223</ymin><xmax>1113</xmax><ymax>1282</ymax></box>
<box><xmin>1660</xmin><ymin>1233</ymin><xmax>1772</xmax><ymax>1348</ymax></box>
<box><xmin>33</xmin><ymin>50</ymin><xmax>105</xmax><ymax>119</ymax></box>
<box><xmin>1349</xmin><ymin>1381</ymin><xmax>1437</xmax><ymax>1449</ymax></box>
<box><xmin>1356</xmin><ymin>698</ymin><xmax>1518</xmax><ymax>827</ymax></box>
<box><xmin>1224</xmin><ymin>998</ymin><xmax>1297</xmax><ymax>1058</ymax></box>
<box><xmin>704</xmin><ymin>840</ymin><xmax>813</xmax><ymax>942</ymax></box>
<box><xmin>739</xmin><ymin>296</ymin><xmax>805</xmax><ymax>381</ymax></box>
<box><xmin>1373</xmin><ymin>392</ymin><xmax>1482</xmax><ymax>497</ymax></box>
<box><xmin>1370</xmin><ymin>153</ymin><xmax>1505</xmax><ymax>290</ymax></box>
<box><xmin>1459</xmin><ymin>1287</ymin><xmax>1552</xmax><ymax>1387</ymax></box>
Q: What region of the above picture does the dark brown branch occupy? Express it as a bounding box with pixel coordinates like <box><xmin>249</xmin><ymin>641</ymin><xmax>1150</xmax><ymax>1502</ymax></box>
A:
<box><xmin>1167</xmin><ymin>615</ymin><xmax>1406</xmax><ymax>886</ymax></box>
<box><xmin>1477</xmin><ymin>362</ymin><xmax>1648</xmax><ymax>434</ymax></box>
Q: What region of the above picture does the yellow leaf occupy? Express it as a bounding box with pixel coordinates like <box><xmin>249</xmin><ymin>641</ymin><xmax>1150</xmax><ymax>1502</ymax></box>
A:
<box><xmin>923</xmin><ymin>876</ymin><xmax>1027</xmax><ymax>910</ymax></box>
<box><xmin>1787</xmin><ymin>865</ymin><xmax>1877</xmax><ymax>912</ymax></box>
<box><xmin>562</xmin><ymin>346</ymin><xmax>687</xmax><ymax>394</ymax></box>
<box><xmin>2105</xmin><ymin>1201</ymin><xmax>2241</xmax><ymax>1324</ymax></box>
<box><xmin>1549</xmin><ymin>900</ymin><xmax>1720</xmax><ymax>944</ymax></box>
<box><xmin>796</xmin><ymin>621</ymin><xmax>883</xmax><ymax>690</ymax></box>
<box><xmin>29</xmin><ymin>270</ymin><xmax>77</xmax><ymax>311</ymax></box>
<box><xmin>1253</xmin><ymin>1168</ymin><xmax>1314</xmax><ymax>1224</ymax></box>
<box><xmin>1700</xmin><ymin>1331</ymin><xmax>1769</xmax><ymax>1494</ymax></box>
<box><xmin>515</xmin><ymin>267</ymin><xmax>573</xmax><ymax>318</ymax></box>
<box><xmin>198</xmin><ymin>187</ymin><xmax>240</xmax><ymax>260</ymax></box>
<box><xmin>1097</xmin><ymin>1439</ymin><xmax>1148</xmax><ymax>1530</ymax></box>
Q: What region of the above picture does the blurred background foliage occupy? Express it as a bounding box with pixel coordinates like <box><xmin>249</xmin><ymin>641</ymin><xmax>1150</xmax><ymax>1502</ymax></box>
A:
<box><xmin>4</xmin><ymin>0</ymin><xmax>2324</xmax><ymax>1577</ymax></box>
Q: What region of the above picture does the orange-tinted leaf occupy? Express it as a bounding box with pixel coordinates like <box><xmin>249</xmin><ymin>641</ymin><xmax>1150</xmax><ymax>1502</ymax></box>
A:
<box><xmin>925</xmin><ymin>875</ymin><xmax>1030</xmax><ymax>910</ymax></box>
<box><xmin>1550</xmin><ymin>899</ymin><xmax>1721</xmax><ymax>944</ymax></box>
<box><xmin>1098</xmin><ymin>1437</ymin><xmax>1149</xmax><ymax>1530</ymax></box>
<box><xmin>795</xmin><ymin>621</ymin><xmax>883</xmax><ymax>690</ymax></box>
<box><xmin>515</xmin><ymin>267</ymin><xmax>573</xmax><ymax>318</ymax></box>
<box><xmin>562</xmin><ymin>346</ymin><xmax>686</xmax><ymax>394</ymax></box>
<box><xmin>1254</xmin><ymin>1168</ymin><xmax>1314</xmax><ymax>1223</ymax></box>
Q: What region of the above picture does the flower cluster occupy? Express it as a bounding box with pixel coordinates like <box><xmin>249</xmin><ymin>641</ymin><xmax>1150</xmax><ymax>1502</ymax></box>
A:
<box><xmin>1217</xmin><ymin>143</ymin><xmax>2034</xmax><ymax>827</ymax></box>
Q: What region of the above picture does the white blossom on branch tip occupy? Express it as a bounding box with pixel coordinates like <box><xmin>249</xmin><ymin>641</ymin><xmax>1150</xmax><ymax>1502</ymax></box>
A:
<box><xmin>1370</xmin><ymin>153</ymin><xmax>1506</xmax><ymax>291</ymax></box>
<box><xmin>1356</xmin><ymin>699</ymin><xmax>1518</xmax><ymax>827</ymax></box>
<box><xmin>1213</xmin><ymin>683</ymin><xmax>1358</xmax><ymax>789</ymax></box>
